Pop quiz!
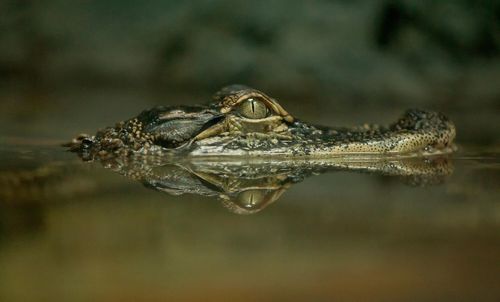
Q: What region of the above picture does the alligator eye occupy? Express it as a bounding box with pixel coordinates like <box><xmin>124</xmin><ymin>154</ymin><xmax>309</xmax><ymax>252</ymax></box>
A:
<box><xmin>238</xmin><ymin>98</ymin><xmax>269</xmax><ymax>119</ymax></box>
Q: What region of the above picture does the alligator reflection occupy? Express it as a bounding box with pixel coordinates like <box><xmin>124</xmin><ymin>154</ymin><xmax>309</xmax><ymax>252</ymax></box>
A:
<box><xmin>93</xmin><ymin>155</ymin><xmax>453</xmax><ymax>215</ymax></box>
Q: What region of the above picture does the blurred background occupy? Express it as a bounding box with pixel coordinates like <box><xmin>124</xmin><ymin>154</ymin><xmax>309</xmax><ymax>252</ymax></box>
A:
<box><xmin>0</xmin><ymin>1</ymin><xmax>499</xmax><ymax>301</ymax></box>
<box><xmin>0</xmin><ymin>0</ymin><xmax>499</xmax><ymax>145</ymax></box>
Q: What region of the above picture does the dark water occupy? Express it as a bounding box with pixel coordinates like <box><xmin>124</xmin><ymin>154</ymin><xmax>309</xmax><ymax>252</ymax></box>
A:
<box><xmin>0</xmin><ymin>141</ymin><xmax>498</xmax><ymax>302</ymax></box>
<box><xmin>1</xmin><ymin>1</ymin><xmax>499</xmax><ymax>300</ymax></box>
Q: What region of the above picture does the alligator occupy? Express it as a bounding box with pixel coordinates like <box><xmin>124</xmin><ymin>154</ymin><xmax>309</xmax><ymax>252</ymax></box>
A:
<box><xmin>65</xmin><ymin>85</ymin><xmax>456</xmax><ymax>160</ymax></box>
<box><xmin>59</xmin><ymin>85</ymin><xmax>457</xmax><ymax>213</ymax></box>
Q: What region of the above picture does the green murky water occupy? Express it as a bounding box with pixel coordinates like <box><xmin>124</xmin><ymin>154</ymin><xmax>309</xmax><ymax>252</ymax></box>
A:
<box><xmin>0</xmin><ymin>82</ymin><xmax>499</xmax><ymax>302</ymax></box>
<box><xmin>0</xmin><ymin>141</ymin><xmax>498</xmax><ymax>301</ymax></box>
<box><xmin>1</xmin><ymin>1</ymin><xmax>498</xmax><ymax>299</ymax></box>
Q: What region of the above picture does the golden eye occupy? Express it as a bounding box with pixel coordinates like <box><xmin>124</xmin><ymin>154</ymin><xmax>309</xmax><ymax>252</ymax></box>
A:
<box><xmin>238</xmin><ymin>98</ymin><xmax>269</xmax><ymax>119</ymax></box>
<box><xmin>236</xmin><ymin>190</ymin><xmax>265</xmax><ymax>208</ymax></box>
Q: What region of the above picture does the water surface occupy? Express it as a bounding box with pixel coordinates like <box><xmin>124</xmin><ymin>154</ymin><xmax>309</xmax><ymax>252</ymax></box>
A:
<box><xmin>0</xmin><ymin>141</ymin><xmax>498</xmax><ymax>301</ymax></box>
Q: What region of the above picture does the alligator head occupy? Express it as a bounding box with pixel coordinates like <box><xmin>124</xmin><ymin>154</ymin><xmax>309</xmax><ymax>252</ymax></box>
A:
<box><xmin>66</xmin><ymin>85</ymin><xmax>456</xmax><ymax>159</ymax></box>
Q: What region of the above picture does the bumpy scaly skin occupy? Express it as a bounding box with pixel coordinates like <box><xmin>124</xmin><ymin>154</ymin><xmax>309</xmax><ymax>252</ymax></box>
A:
<box><xmin>191</xmin><ymin>109</ymin><xmax>456</xmax><ymax>157</ymax></box>
<box><xmin>67</xmin><ymin>118</ymin><xmax>157</xmax><ymax>160</ymax></box>
<box><xmin>66</xmin><ymin>85</ymin><xmax>456</xmax><ymax>159</ymax></box>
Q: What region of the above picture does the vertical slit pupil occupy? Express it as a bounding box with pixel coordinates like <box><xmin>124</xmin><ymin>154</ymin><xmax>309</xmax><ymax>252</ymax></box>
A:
<box><xmin>239</xmin><ymin>98</ymin><xmax>268</xmax><ymax>119</ymax></box>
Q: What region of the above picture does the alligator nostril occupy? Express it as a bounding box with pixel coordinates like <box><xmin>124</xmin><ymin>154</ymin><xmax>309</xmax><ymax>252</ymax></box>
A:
<box><xmin>81</xmin><ymin>138</ymin><xmax>93</xmax><ymax>148</ymax></box>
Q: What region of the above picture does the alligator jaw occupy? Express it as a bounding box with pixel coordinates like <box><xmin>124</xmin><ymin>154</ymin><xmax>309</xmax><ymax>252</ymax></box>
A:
<box><xmin>185</xmin><ymin>110</ymin><xmax>456</xmax><ymax>158</ymax></box>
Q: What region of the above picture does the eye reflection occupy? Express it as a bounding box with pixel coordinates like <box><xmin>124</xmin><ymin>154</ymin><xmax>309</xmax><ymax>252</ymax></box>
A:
<box><xmin>235</xmin><ymin>189</ymin><xmax>266</xmax><ymax>208</ymax></box>
<box><xmin>238</xmin><ymin>98</ymin><xmax>269</xmax><ymax>119</ymax></box>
